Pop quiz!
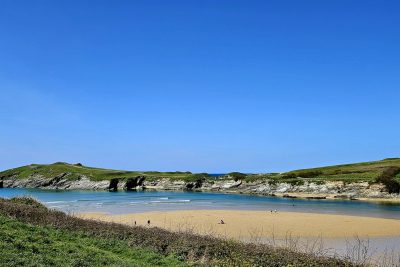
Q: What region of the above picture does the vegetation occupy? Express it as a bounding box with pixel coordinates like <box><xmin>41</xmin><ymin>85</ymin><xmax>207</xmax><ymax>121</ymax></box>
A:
<box><xmin>1</xmin><ymin>158</ymin><xmax>400</xmax><ymax>185</ymax></box>
<box><xmin>0</xmin><ymin>162</ymin><xmax>194</xmax><ymax>182</ymax></box>
<box><xmin>0</xmin><ymin>197</ymin><xmax>353</xmax><ymax>267</ymax></box>
<box><xmin>172</xmin><ymin>173</ymin><xmax>211</xmax><ymax>183</ymax></box>
<box><xmin>276</xmin><ymin>158</ymin><xmax>400</xmax><ymax>183</ymax></box>
<box><xmin>227</xmin><ymin>172</ymin><xmax>247</xmax><ymax>181</ymax></box>
<box><xmin>376</xmin><ymin>167</ymin><xmax>400</xmax><ymax>193</ymax></box>
<box><xmin>0</xmin><ymin>216</ymin><xmax>185</xmax><ymax>267</ymax></box>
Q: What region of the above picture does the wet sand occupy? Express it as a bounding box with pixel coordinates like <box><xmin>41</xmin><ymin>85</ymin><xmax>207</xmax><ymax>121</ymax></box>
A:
<box><xmin>78</xmin><ymin>210</ymin><xmax>400</xmax><ymax>239</ymax></box>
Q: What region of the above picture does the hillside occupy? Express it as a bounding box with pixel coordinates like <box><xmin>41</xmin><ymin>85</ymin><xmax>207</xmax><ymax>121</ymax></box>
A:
<box><xmin>278</xmin><ymin>158</ymin><xmax>400</xmax><ymax>183</ymax></box>
<box><xmin>0</xmin><ymin>162</ymin><xmax>194</xmax><ymax>181</ymax></box>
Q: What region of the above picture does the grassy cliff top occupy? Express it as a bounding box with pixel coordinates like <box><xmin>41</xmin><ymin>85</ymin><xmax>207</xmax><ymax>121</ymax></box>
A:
<box><xmin>0</xmin><ymin>162</ymin><xmax>193</xmax><ymax>181</ymax></box>
<box><xmin>277</xmin><ymin>158</ymin><xmax>400</xmax><ymax>182</ymax></box>
<box><xmin>1</xmin><ymin>158</ymin><xmax>400</xmax><ymax>183</ymax></box>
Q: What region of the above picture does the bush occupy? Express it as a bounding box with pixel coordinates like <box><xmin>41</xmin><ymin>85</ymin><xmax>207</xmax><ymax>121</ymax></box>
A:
<box><xmin>182</xmin><ymin>173</ymin><xmax>210</xmax><ymax>183</ymax></box>
<box><xmin>376</xmin><ymin>167</ymin><xmax>400</xmax><ymax>194</ymax></box>
<box><xmin>227</xmin><ymin>172</ymin><xmax>247</xmax><ymax>181</ymax></box>
<box><xmin>282</xmin><ymin>170</ymin><xmax>322</xmax><ymax>179</ymax></box>
<box><xmin>286</xmin><ymin>179</ymin><xmax>305</xmax><ymax>186</ymax></box>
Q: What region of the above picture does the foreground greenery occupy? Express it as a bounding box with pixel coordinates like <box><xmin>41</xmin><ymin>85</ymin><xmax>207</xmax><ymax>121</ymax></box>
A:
<box><xmin>0</xmin><ymin>215</ymin><xmax>186</xmax><ymax>267</ymax></box>
<box><xmin>1</xmin><ymin>158</ymin><xmax>400</xmax><ymax>185</ymax></box>
<box><xmin>0</xmin><ymin>197</ymin><xmax>353</xmax><ymax>266</ymax></box>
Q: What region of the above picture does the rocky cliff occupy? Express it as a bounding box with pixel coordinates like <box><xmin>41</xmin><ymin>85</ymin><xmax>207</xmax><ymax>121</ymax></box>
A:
<box><xmin>2</xmin><ymin>175</ymin><xmax>399</xmax><ymax>201</ymax></box>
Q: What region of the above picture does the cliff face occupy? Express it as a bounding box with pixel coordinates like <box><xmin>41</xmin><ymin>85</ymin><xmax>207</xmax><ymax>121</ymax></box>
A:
<box><xmin>3</xmin><ymin>175</ymin><xmax>110</xmax><ymax>190</ymax></box>
<box><xmin>2</xmin><ymin>175</ymin><xmax>399</xmax><ymax>200</ymax></box>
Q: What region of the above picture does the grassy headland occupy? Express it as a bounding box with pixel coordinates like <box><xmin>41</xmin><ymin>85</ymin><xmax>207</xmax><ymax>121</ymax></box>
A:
<box><xmin>1</xmin><ymin>158</ymin><xmax>400</xmax><ymax>187</ymax></box>
<box><xmin>244</xmin><ymin>158</ymin><xmax>400</xmax><ymax>186</ymax></box>
<box><xmin>0</xmin><ymin>197</ymin><xmax>353</xmax><ymax>266</ymax></box>
<box><xmin>0</xmin><ymin>162</ymin><xmax>194</xmax><ymax>182</ymax></box>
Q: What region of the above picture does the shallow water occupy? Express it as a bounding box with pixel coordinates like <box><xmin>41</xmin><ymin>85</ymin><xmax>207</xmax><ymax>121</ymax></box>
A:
<box><xmin>1</xmin><ymin>188</ymin><xmax>400</xmax><ymax>219</ymax></box>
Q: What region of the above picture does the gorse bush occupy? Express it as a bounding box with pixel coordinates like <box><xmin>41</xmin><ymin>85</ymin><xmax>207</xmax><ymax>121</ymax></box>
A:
<box><xmin>376</xmin><ymin>167</ymin><xmax>400</xmax><ymax>193</ymax></box>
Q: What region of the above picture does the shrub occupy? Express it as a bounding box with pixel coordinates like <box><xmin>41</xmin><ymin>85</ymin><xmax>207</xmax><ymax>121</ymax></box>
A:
<box><xmin>227</xmin><ymin>172</ymin><xmax>247</xmax><ymax>181</ymax></box>
<box><xmin>282</xmin><ymin>170</ymin><xmax>322</xmax><ymax>179</ymax></box>
<box><xmin>376</xmin><ymin>167</ymin><xmax>400</xmax><ymax>194</ymax></box>
<box><xmin>286</xmin><ymin>179</ymin><xmax>305</xmax><ymax>186</ymax></box>
<box><xmin>185</xmin><ymin>173</ymin><xmax>209</xmax><ymax>181</ymax></box>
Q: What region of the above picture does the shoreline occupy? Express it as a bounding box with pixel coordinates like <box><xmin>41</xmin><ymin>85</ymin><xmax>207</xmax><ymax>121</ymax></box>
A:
<box><xmin>272</xmin><ymin>192</ymin><xmax>400</xmax><ymax>203</ymax></box>
<box><xmin>78</xmin><ymin>209</ymin><xmax>400</xmax><ymax>239</ymax></box>
<box><xmin>3</xmin><ymin>185</ymin><xmax>400</xmax><ymax>204</ymax></box>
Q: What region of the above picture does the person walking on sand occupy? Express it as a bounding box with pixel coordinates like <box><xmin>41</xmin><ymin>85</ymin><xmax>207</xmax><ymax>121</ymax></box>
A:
<box><xmin>219</xmin><ymin>219</ymin><xmax>225</xmax><ymax>224</ymax></box>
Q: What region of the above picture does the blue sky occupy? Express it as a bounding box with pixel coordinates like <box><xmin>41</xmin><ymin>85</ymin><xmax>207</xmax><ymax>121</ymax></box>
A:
<box><xmin>1</xmin><ymin>0</ymin><xmax>399</xmax><ymax>172</ymax></box>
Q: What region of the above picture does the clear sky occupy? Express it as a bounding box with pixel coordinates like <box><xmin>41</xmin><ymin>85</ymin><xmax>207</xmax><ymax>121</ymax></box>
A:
<box><xmin>1</xmin><ymin>0</ymin><xmax>399</xmax><ymax>173</ymax></box>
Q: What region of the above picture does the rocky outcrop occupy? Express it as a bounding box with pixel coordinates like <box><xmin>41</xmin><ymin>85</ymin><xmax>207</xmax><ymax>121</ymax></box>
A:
<box><xmin>185</xmin><ymin>179</ymin><xmax>204</xmax><ymax>190</ymax></box>
<box><xmin>108</xmin><ymin>178</ymin><xmax>119</xmax><ymax>192</ymax></box>
<box><xmin>2</xmin><ymin>176</ymin><xmax>399</xmax><ymax>200</ymax></box>
<box><xmin>3</xmin><ymin>175</ymin><xmax>110</xmax><ymax>190</ymax></box>
<box><xmin>125</xmin><ymin>176</ymin><xmax>146</xmax><ymax>190</ymax></box>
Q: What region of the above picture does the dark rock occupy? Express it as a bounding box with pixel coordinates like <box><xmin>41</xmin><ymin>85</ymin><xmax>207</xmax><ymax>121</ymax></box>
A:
<box><xmin>194</xmin><ymin>179</ymin><xmax>203</xmax><ymax>188</ymax></box>
<box><xmin>41</xmin><ymin>173</ymin><xmax>69</xmax><ymax>187</ymax></box>
<box><xmin>282</xmin><ymin>194</ymin><xmax>297</xmax><ymax>199</ymax></box>
<box><xmin>125</xmin><ymin>176</ymin><xmax>146</xmax><ymax>190</ymax></box>
<box><xmin>305</xmin><ymin>196</ymin><xmax>326</xmax><ymax>200</ymax></box>
<box><xmin>109</xmin><ymin>178</ymin><xmax>119</xmax><ymax>191</ymax></box>
<box><xmin>138</xmin><ymin>176</ymin><xmax>145</xmax><ymax>186</ymax></box>
<box><xmin>334</xmin><ymin>195</ymin><xmax>350</xmax><ymax>199</ymax></box>
<box><xmin>185</xmin><ymin>183</ymin><xmax>195</xmax><ymax>190</ymax></box>
<box><xmin>185</xmin><ymin>179</ymin><xmax>203</xmax><ymax>191</ymax></box>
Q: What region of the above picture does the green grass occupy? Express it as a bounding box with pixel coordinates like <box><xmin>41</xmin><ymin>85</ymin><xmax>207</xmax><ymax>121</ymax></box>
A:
<box><xmin>242</xmin><ymin>158</ymin><xmax>400</xmax><ymax>183</ymax></box>
<box><xmin>279</xmin><ymin>158</ymin><xmax>400</xmax><ymax>183</ymax></box>
<box><xmin>0</xmin><ymin>215</ymin><xmax>186</xmax><ymax>267</ymax></box>
<box><xmin>2</xmin><ymin>158</ymin><xmax>400</xmax><ymax>184</ymax></box>
<box><xmin>211</xmin><ymin>158</ymin><xmax>400</xmax><ymax>184</ymax></box>
<box><xmin>0</xmin><ymin>162</ymin><xmax>195</xmax><ymax>182</ymax></box>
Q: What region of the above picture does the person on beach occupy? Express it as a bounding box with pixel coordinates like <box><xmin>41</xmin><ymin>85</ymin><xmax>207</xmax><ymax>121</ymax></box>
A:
<box><xmin>147</xmin><ymin>220</ymin><xmax>150</xmax><ymax>226</ymax></box>
<box><xmin>219</xmin><ymin>220</ymin><xmax>225</xmax><ymax>224</ymax></box>
<box><xmin>134</xmin><ymin>220</ymin><xmax>136</xmax><ymax>226</ymax></box>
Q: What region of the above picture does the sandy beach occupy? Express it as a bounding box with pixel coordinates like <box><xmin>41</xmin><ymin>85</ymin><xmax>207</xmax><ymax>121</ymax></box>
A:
<box><xmin>78</xmin><ymin>210</ymin><xmax>400</xmax><ymax>239</ymax></box>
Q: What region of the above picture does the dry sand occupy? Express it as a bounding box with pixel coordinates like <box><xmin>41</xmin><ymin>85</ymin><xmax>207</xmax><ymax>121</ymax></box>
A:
<box><xmin>78</xmin><ymin>210</ymin><xmax>400</xmax><ymax>240</ymax></box>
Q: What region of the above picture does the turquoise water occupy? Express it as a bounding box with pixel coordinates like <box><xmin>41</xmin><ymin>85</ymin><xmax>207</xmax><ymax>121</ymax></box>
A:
<box><xmin>1</xmin><ymin>188</ymin><xmax>400</xmax><ymax>219</ymax></box>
